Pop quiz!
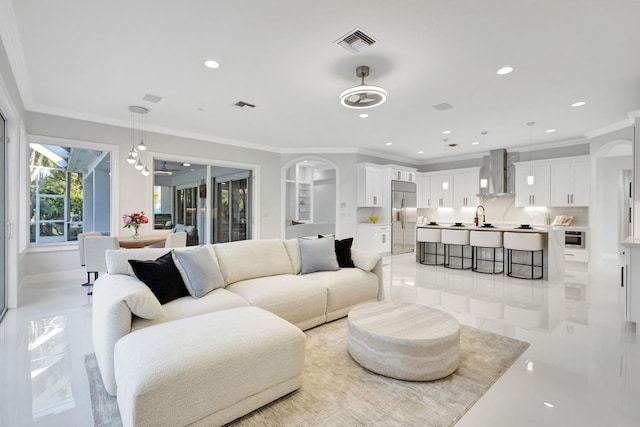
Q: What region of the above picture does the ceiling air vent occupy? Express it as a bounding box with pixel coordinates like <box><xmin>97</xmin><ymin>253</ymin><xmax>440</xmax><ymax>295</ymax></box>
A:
<box><xmin>234</xmin><ymin>101</ymin><xmax>256</xmax><ymax>108</ymax></box>
<box><xmin>142</xmin><ymin>93</ymin><xmax>163</xmax><ymax>103</ymax></box>
<box><xmin>335</xmin><ymin>28</ymin><xmax>377</xmax><ymax>54</ymax></box>
<box><xmin>433</xmin><ymin>102</ymin><xmax>453</xmax><ymax>111</ymax></box>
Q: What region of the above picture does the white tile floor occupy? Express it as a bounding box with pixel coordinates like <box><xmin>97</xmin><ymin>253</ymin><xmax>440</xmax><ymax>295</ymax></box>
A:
<box><xmin>1</xmin><ymin>255</ymin><xmax>639</xmax><ymax>426</ymax></box>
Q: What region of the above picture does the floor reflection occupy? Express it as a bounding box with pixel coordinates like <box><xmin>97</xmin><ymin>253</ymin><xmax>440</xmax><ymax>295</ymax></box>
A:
<box><xmin>28</xmin><ymin>315</ymin><xmax>75</xmax><ymax>419</ymax></box>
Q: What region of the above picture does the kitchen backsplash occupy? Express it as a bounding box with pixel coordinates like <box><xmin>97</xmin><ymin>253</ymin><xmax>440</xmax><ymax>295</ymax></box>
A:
<box><xmin>417</xmin><ymin>196</ymin><xmax>589</xmax><ymax>227</ymax></box>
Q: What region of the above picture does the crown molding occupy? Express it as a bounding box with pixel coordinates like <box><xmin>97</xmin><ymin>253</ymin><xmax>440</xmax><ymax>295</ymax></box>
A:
<box><xmin>585</xmin><ymin>118</ymin><xmax>633</xmax><ymax>139</ymax></box>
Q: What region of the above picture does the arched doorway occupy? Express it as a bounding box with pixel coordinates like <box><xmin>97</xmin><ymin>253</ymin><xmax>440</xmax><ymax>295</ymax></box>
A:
<box><xmin>282</xmin><ymin>157</ymin><xmax>338</xmax><ymax>239</ymax></box>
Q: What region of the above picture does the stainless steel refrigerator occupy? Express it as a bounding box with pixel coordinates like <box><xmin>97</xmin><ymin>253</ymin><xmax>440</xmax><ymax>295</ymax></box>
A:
<box><xmin>391</xmin><ymin>180</ymin><xmax>417</xmax><ymax>254</ymax></box>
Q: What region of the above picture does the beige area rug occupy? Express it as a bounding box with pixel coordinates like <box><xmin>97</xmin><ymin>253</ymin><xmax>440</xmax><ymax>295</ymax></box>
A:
<box><xmin>86</xmin><ymin>318</ymin><xmax>528</xmax><ymax>427</ymax></box>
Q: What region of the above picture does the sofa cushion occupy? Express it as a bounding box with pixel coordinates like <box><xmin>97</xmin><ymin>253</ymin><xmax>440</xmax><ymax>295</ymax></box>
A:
<box><xmin>172</xmin><ymin>246</ymin><xmax>224</xmax><ymax>298</ymax></box>
<box><xmin>174</xmin><ymin>224</ymin><xmax>197</xmax><ymax>237</ymax></box>
<box><xmin>131</xmin><ymin>288</ymin><xmax>251</xmax><ymax>331</ymax></box>
<box><xmin>303</xmin><ymin>268</ymin><xmax>379</xmax><ymax>314</ymax></box>
<box><xmin>226</xmin><ymin>274</ymin><xmax>327</xmax><ymax>328</ymax></box>
<box><xmin>213</xmin><ymin>239</ymin><xmax>294</xmax><ymax>285</ymax></box>
<box><xmin>128</xmin><ymin>252</ymin><xmax>190</xmax><ymax>304</ymax></box>
<box><xmin>298</xmin><ymin>236</ymin><xmax>339</xmax><ymax>274</ymax></box>
<box><xmin>283</xmin><ymin>239</ymin><xmax>302</xmax><ymax>275</ymax></box>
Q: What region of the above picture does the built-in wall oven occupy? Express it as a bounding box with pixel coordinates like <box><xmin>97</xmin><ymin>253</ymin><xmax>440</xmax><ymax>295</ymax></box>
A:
<box><xmin>565</xmin><ymin>231</ymin><xmax>586</xmax><ymax>249</ymax></box>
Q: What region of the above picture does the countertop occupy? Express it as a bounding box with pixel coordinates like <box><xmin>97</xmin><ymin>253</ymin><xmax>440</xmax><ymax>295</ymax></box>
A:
<box><xmin>622</xmin><ymin>237</ymin><xmax>640</xmax><ymax>248</ymax></box>
<box><xmin>416</xmin><ymin>223</ymin><xmax>550</xmax><ymax>233</ymax></box>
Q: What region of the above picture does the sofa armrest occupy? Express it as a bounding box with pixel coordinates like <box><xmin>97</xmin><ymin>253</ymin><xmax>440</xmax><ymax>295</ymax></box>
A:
<box><xmin>351</xmin><ymin>249</ymin><xmax>385</xmax><ymax>301</ymax></box>
<box><xmin>92</xmin><ymin>274</ymin><xmax>165</xmax><ymax>396</ymax></box>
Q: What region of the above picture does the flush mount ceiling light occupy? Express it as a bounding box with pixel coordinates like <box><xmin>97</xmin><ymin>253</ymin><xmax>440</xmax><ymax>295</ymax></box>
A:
<box><xmin>204</xmin><ymin>60</ymin><xmax>220</xmax><ymax>69</ymax></box>
<box><xmin>339</xmin><ymin>66</ymin><xmax>387</xmax><ymax>109</ymax></box>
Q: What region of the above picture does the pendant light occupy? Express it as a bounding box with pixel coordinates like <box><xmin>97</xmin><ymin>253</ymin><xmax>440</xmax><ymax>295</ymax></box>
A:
<box><xmin>479</xmin><ymin>131</ymin><xmax>489</xmax><ymax>189</ymax></box>
<box><xmin>526</xmin><ymin>122</ymin><xmax>535</xmax><ymax>185</ymax></box>
<box><xmin>128</xmin><ymin>106</ymin><xmax>151</xmax><ymax>176</ymax></box>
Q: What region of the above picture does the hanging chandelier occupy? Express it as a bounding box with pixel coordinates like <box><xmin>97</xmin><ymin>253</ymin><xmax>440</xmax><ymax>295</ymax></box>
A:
<box><xmin>127</xmin><ymin>106</ymin><xmax>150</xmax><ymax>176</ymax></box>
<box><xmin>339</xmin><ymin>66</ymin><xmax>387</xmax><ymax>109</ymax></box>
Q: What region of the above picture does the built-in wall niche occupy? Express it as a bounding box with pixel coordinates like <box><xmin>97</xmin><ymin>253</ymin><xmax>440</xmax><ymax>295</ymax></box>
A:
<box><xmin>284</xmin><ymin>160</ymin><xmax>336</xmax><ymax>239</ymax></box>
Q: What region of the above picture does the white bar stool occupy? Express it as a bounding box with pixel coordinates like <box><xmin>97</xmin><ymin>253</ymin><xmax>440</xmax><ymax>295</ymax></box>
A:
<box><xmin>416</xmin><ymin>228</ymin><xmax>444</xmax><ymax>265</ymax></box>
<box><xmin>470</xmin><ymin>231</ymin><xmax>504</xmax><ymax>274</ymax></box>
<box><xmin>503</xmin><ymin>232</ymin><xmax>544</xmax><ymax>279</ymax></box>
<box><xmin>441</xmin><ymin>229</ymin><xmax>472</xmax><ymax>269</ymax></box>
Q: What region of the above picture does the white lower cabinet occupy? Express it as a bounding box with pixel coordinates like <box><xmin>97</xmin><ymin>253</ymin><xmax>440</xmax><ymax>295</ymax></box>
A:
<box><xmin>356</xmin><ymin>224</ymin><xmax>391</xmax><ymax>254</ymax></box>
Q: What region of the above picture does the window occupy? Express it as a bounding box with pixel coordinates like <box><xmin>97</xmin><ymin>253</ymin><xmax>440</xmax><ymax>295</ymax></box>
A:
<box><xmin>29</xmin><ymin>143</ymin><xmax>111</xmax><ymax>243</ymax></box>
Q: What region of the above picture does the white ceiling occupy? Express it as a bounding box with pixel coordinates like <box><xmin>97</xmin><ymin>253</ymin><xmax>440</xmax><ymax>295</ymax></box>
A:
<box><xmin>4</xmin><ymin>0</ymin><xmax>640</xmax><ymax>162</ymax></box>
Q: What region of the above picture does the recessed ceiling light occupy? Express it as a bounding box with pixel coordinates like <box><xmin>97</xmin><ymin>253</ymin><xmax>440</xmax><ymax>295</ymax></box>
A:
<box><xmin>571</xmin><ymin>101</ymin><xmax>586</xmax><ymax>107</ymax></box>
<box><xmin>418</xmin><ymin>150</ymin><xmax>424</xmax><ymax>154</ymax></box>
<box><xmin>471</xmin><ymin>141</ymin><xmax>479</xmax><ymax>145</ymax></box>
<box><xmin>359</xmin><ymin>113</ymin><xmax>369</xmax><ymax>118</ymax></box>
<box><xmin>543</xmin><ymin>402</ymin><xmax>555</xmax><ymax>408</ymax></box>
<box><xmin>204</xmin><ymin>60</ymin><xmax>220</xmax><ymax>69</ymax></box>
<box><xmin>181</xmin><ymin>162</ymin><xmax>191</xmax><ymax>167</ymax></box>
<box><xmin>385</xmin><ymin>142</ymin><xmax>393</xmax><ymax>146</ymax></box>
<box><xmin>497</xmin><ymin>66</ymin><xmax>514</xmax><ymax>75</ymax></box>
<box><xmin>442</xmin><ymin>130</ymin><xmax>451</xmax><ymax>135</ymax></box>
<box><xmin>545</xmin><ymin>128</ymin><xmax>556</xmax><ymax>133</ymax></box>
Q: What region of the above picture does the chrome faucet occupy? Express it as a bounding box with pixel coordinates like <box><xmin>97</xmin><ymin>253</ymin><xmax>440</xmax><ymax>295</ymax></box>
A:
<box><xmin>474</xmin><ymin>205</ymin><xmax>486</xmax><ymax>226</ymax></box>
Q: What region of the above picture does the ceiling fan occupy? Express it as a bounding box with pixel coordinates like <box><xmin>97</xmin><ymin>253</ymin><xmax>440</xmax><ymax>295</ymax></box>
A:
<box><xmin>339</xmin><ymin>65</ymin><xmax>388</xmax><ymax>109</ymax></box>
<box><xmin>154</xmin><ymin>161</ymin><xmax>181</xmax><ymax>176</ymax></box>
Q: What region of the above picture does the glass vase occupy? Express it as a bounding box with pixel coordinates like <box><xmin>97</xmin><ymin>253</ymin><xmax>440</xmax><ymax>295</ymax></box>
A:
<box><xmin>133</xmin><ymin>226</ymin><xmax>140</xmax><ymax>239</ymax></box>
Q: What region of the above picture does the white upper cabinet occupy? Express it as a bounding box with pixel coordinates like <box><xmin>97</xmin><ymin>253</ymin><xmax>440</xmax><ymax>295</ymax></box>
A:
<box><xmin>357</xmin><ymin>164</ymin><xmax>384</xmax><ymax>207</ymax></box>
<box><xmin>453</xmin><ymin>168</ymin><xmax>480</xmax><ymax>208</ymax></box>
<box><xmin>549</xmin><ymin>157</ymin><xmax>590</xmax><ymax>207</ymax></box>
<box><xmin>429</xmin><ymin>173</ymin><xmax>453</xmax><ymax>208</ymax></box>
<box><xmin>416</xmin><ymin>173</ymin><xmax>431</xmax><ymax>208</ymax></box>
<box><xmin>515</xmin><ymin>162</ymin><xmax>551</xmax><ymax>207</ymax></box>
<box><xmin>390</xmin><ymin>167</ymin><xmax>416</xmax><ymax>182</ymax></box>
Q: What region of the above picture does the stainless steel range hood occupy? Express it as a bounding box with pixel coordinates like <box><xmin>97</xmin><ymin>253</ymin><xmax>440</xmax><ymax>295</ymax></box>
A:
<box><xmin>477</xmin><ymin>149</ymin><xmax>515</xmax><ymax>197</ymax></box>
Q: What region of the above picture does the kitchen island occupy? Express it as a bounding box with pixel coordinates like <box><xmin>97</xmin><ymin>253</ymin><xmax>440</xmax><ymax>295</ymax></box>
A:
<box><xmin>415</xmin><ymin>223</ymin><xmax>565</xmax><ymax>280</ymax></box>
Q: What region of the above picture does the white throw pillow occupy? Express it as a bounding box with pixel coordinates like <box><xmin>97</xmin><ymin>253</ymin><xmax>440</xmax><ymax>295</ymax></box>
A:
<box><xmin>298</xmin><ymin>236</ymin><xmax>340</xmax><ymax>274</ymax></box>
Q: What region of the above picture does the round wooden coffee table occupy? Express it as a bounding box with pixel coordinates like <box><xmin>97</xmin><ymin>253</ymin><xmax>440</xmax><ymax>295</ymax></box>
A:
<box><xmin>348</xmin><ymin>301</ymin><xmax>460</xmax><ymax>381</ymax></box>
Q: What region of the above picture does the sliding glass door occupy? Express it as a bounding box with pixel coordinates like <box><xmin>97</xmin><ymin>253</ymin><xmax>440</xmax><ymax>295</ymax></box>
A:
<box><xmin>214</xmin><ymin>176</ymin><xmax>250</xmax><ymax>243</ymax></box>
<box><xmin>0</xmin><ymin>110</ymin><xmax>6</xmax><ymax>321</ymax></box>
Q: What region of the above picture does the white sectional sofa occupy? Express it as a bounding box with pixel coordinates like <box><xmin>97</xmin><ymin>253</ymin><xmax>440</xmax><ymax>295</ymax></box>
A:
<box><xmin>92</xmin><ymin>238</ymin><xmax>384</xmax><ymax>400</ymax></box>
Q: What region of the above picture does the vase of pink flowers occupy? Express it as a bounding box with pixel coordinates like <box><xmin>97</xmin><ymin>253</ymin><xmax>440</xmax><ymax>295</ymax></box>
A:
<box><xmin>123</xmin><ymin>211</ymin><xmax>149</xmax><ymax>239</ymax></box>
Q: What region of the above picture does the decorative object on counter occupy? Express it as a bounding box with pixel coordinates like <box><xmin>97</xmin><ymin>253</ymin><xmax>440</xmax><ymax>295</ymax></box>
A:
<box><xmin>516</xmin><ymin>224</ymin><xmax>532</xmax><ymax>230</ymax></box>
<box><xmin>481</xmin><ymin>223</ymin><xmax>495</xmax><ymax>228</ymax></box>
<box><xmin>551</xmin><ymin>215</ymin><xmax>573</xmax><ymax>226</ymax></box>
<box><xmin>369</xmin><ymin>215</ymin><xmax>379</xmax><ymax>223</ymax></box>
<box><xmin>123</xmin><ymin>211</ymin><xmax>149</xmax><ymax>239</ymax></box>
<box><xmin>452</xmin><ymin>222</ymin><xmax>465</xmax><ymax>227</ymax></box>
<box><xmin>429</xmin><ymin>221</ymin><xmax>439</xmax><ymax>225</ymax></box>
